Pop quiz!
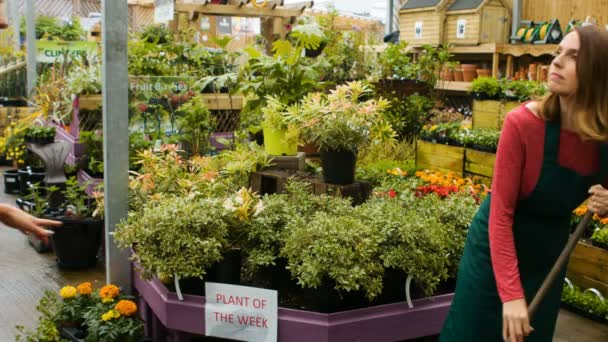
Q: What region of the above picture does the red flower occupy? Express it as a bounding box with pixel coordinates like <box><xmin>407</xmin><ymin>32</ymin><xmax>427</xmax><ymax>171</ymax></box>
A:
<box><xmin>137</xmin><ymin>103</ymin><xmax>148</xmax><ymax>113</ymax></box>
<box><xmin>388</xmin><ymin>189</ymin><xmax>397</xmax><ymax>199</ymax></box>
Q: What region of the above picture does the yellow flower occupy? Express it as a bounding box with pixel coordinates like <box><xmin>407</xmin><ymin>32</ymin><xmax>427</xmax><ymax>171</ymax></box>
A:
<box><xmin>429</xmin><ymin>125</ymin><xmax>438</xmax><ymax>132</ymax></box>
<box><xmin>99</xmin><ymin>284</ymin><xmax>120</xmax><ymax>300</ymax></box>
<box><xmin>60</xmin><ymin>286</ymin><xmax>77</xmax><ymax>299</ymax></box>
<box><xmin>77</xmin><ymin>282</ymin><xmax>93</xmax><ymax>296</ymax></box>
<box><xmin>101</xmin><ymin>309</ymin><xmax>121</xmax><ymax>322</ymax></box>
<box><xmin>115</xmin><ymin>300</ymin><xmax>138</xmax><ymax>317</ymax></box>
<box><xmin>102</xmin><ymin>297</ymin><xmax>115</xmax><ymax>304</ymax></box>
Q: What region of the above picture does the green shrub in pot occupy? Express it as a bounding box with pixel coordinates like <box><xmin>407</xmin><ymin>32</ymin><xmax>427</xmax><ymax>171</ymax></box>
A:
<box><xmin>260</xmin><ymin>96</ymin><xmax>300</xmax><ymax>156</ymax></box>
<box><xmin>115</xmin><ymin>195</ymin><xmax>228</xmax><ymax>280</ymax></box>
<box><xmin>470</xmin><ymin>76</ymin><xmax>501</xmax><ymax>100</ymax></box>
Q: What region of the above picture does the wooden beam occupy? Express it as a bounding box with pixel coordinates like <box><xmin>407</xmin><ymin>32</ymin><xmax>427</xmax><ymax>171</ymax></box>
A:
<box><xmin>492</xmin><ymin>52</ymin><xmax>499</xmax><ymax>78</ymax></box>
<box><xmin>175</xmin><ymin>3</ymin><xmax>304</xmax><ymax>18</ymax></box>
<box><xmin>0</xmin><ymin>60</ymin><xmax>25</xmax><ymax>75</ymax></box>
<box><xmin>506</xmin><ymin>55</ymin><xmax>514</xmax><ymax>78</ymax></box>
<box><xmin>283</xmin><ymin>1</ymin><xmax>313</xmax><ymax>11</ymax></box>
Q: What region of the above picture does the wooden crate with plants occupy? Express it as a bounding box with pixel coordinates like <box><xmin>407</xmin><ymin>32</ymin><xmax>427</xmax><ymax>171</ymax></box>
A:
<box><xmin>463</xmin><ymin>129</ymin><xmax>499</xmax><ymax>179</ymax></box>
<box><xmin>567</xmin><ymin>241</ymin><xmax>608</xmax><ymax>296</ymax></box>
<box><xmin>471</xmin><ymin>77</ymin><xmax>502</xmax><ymax>130</ymax></box>
<box><xmin>416</xmin><ymin>140</ymin><xmax>465</xmax><ymax>177</ymax></box>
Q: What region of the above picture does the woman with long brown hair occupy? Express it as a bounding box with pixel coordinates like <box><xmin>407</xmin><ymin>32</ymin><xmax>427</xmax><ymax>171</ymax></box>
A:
<box><xmin>440</xmin><ymin>25</ymin><xmax>608</xmax><ymax>342</ymax></box>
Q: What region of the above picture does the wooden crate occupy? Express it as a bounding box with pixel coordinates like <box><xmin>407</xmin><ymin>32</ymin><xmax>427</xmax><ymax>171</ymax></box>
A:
<box><xmin>501</xmin><ymin>100</ymin><xmax>521</xmax><ymax>128</ymax></box>
<box><xmin>567</xmin><ymin>241</ymin><xmax>608</xmax><ymax>296</ymax></box>
<box><xmin>465</xmin><ymin>149</ymin><xmax>496</xmax><ymax>178</ymax></box>
<box><xmin>399</xmin><ymin>1</ymin><xmax>451</xmax><ymax>46</ymax></box>
<box><xmin>445</xmin><ymin>0</ymin><xmax>510</xmax><ymax>45</ymax></box>
<box><xmin>78</xmin><ymin>94</ymin><xmax>102</xmax><ymax>111</ymax></box>
<box><xmin>472</xmin><ymin>100</ymin><xmax>502</xmax><ymax>129</ymax></box>
<box><xmin>200</xmin><ymin>93</ymin><xmax>244</xmax><ymax>111</ymax></box>
<box><xmin>250</xmin><ymin>170</ymin><xmax>373</xmax><ymax>205</ymax></box>
<box><xmin>416</xmin><ymin>140</ymin><xmax>465</xmax><ymax>177</ymax></box>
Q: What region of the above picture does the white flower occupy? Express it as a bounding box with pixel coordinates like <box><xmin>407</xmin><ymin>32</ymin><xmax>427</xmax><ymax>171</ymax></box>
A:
<box><xmin>223</xmin><ymin>198</ymin><xmax>236</xmax><ymax>212</ymax></box>
<box><xmin>253</xmin><ymin>200</ymin><xmax>265</xmax><ymax>217</ymax></box>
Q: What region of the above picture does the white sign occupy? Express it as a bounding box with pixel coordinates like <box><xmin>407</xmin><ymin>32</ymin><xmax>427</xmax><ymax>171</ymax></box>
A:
<box><xmin>415</xmin><ymin>21</ymin><xmax>423</xmax><ymax>39</ymax></box>
<box><xmin>205</xmin><ymin>282</ymin><xmax>278</xmax><ymax>342</ymax></box>
<box><xmin>154</xmin><ymin>0</ymin><xmax>174</xmax><ymax>24</ymax></box>
<box><xmin>457</xmin><ymin>19</ymin><xmax>467</xmax><ymax>39</ymax></box>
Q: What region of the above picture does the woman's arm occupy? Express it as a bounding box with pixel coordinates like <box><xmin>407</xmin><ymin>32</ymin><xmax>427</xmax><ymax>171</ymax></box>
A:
<box><xmin>488</xmin><ymin>114</ymin><xmax>527</xmax><ymax>303</ymax></box>
<box><xmin>0</xmin><ymin>204</ymin><xmax>61</xmax><ymax>244</ymax></box>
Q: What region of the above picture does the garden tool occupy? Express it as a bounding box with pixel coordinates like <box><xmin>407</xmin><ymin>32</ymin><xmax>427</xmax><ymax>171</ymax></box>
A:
<box><xmin>528</xmin><ymin>210</ymin><xmax>593</xmax><ymax>318</ymax></box>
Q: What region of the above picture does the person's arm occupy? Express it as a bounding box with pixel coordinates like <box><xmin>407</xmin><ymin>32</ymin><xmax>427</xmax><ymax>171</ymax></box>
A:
<box><xmin>0</xmin><ymin>204</ymin><xmax>61</xmax><ymax>244</ymax></box>
<box><xmin>488</xmin><ymin>113</ymin><xmax>534</xmax><ymax>341</ymax></box>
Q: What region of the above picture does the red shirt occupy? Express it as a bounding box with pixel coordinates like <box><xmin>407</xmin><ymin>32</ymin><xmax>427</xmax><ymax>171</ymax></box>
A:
<box><xmin>489</xmin><ymin>104</ymin><xmax>604</xmax><ymax>303</ymax></box>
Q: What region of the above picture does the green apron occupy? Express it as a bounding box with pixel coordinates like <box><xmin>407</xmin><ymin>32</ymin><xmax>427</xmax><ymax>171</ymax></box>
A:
<box><xmin>440</xmin><ymin>121</ymin><xmax>608</xmax><ymax>341</ymax></box>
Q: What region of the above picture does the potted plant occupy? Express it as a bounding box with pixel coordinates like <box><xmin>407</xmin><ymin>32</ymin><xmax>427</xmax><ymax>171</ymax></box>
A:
<box><xmin>470</xmin><ymin>76</ymin><xmax>501</xmax><ymax>100</ymax></box>
<box><xmin>175</xmin><ymin>95</ymin><xmax>216</xmax><ymax>157</ymax></box>
<box><xmin>115</xmin><ymin>195</ymin><xmax>229</xmax><ymax>296</ymax></box>
<box><xmin>261</xmin><ymin>96</ymin><xmax>299</xmax><ymax>156</ymax></box>
<box><xmin>299</xmin><ymin>81</ymin><xmax>390</xmax><ymax>184</ymax></box>
<box><xmin>78</xmin><ymin>130</ymin><xmax>103</xmax><ymax>178</ymax></box>
<box><xmin>34</xmin><ymin>177</ymin><xmax>104</xmax><ymax>269</ymax></box>
<box><xmin>66</xmin><ymin>64</ymin><xmax>102</xmax><ymax>111</ymax></box>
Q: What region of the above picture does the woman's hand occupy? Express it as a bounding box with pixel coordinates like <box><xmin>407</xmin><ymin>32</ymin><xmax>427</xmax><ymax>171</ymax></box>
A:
<box><xmin>503</xmin><ymin>298</ymin><xmax>534</xmax><ymax>342</ymax></box>
<box><xmin>588</xmin><ymin>184</ymin><xmax>608</xmax><ymax>216</ymax></box>
<box><xmin>0</xmin><ymin>204</ymin><xmax>62</xmax><ymax>244</ymax></box>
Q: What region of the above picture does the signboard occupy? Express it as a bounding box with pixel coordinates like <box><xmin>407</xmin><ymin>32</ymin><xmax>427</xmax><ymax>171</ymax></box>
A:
<box><xmin>217</xmin><ymin>17</ymin><xmax>233</xmax><ymax>35</ymax></box>
<box><xmin>154</xmin><ymin>0</ymin><xmax>174</xmax><ymax>24</ymax></box>
<box><xmin>37</xmin><ymin>41</ymin><xmax>98</xmax><ymax>63</ymax></box>
<box><xmin>414</xmin><ymin>21</ymin><xmax>423</xmax><ymax>39</ymax></box>
<box><xmin>205</xmin><ymin>282</ymin><xmax>278</xmax><ymax>342</ymax></box>
<box><xmin>457</xmin><ymin>19</ymin><xmax>467</xmax><ymax>39</ymax></box>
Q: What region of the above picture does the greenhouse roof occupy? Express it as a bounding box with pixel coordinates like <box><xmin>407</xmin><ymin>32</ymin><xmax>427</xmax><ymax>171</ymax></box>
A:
<box><xmin>401</xmin><ymin>0</ymin><xmax>442</xmax><ymax>10</ymax></box>
<box><xmin>448</xmin><ymin>0</ymin><xmax>485</xmax><ymax>11</ymax></box>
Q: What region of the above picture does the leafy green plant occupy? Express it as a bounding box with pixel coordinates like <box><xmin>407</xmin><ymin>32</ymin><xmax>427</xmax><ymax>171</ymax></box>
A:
<box><xmin>282</xmin><ymin>211</ymin><xmax>385</xmax><ymax>300</ymax></box>
<box><xmin>503</xmin><ymin>79</ymin><xmax>549</xmax><ymax>102</ymax></box>
<box><xmin>470</xmin><ymin>77</ymin><xmax>501</xmax><ymax>99</ymax></box>
<box><xmin>591</xmin><ymin>227</ymin><xmax>608</xmax><ymax>247</ymax></box>
<box><xmin>356</xmin><ymin>159</ymin><xmax>415</xmax><ymax>186</ymax></box>
<box><xmin>219</xmin><ymin>142</ymin><xmax>273</xmax><ymax>190</ymax></box>
<box><xmin>383</xmin><ymin>93</ymin><xmax>434</xmax><ymax>140</ymax></box>
<box><xmin>25</xmin><ymin>183</ymin><xmax>59</xmax><ymax>217</ymax></box>
<box><xmin>21</xmin><ymin>16</ymin><xmax>84</xmax><ymax>41</ymax></box>
<box><xmin>561</xmin><ymin>283</ymin><xmax>608</xmax><ymax>323</ymax></box>
<box><xmin>176</xmin><ymin>95</ymin><xmax>215</xmax><ymax>156</ymax></box>
<box><xmin>62</xmin><ymin>177</ymin><xmax>95</xmax><ymax>218</ymax></box>
<box><xmin>115</xmin><ymin>196</ymin><xmax>228</xmax><ymax>280</ymax></box>
<box><xmin>465</xmin><ymin>129</ymin><xmax>501</xmax><ymax>152</ymax></box>
<box><xmin>66</xmin><ymin>64</ymin><xmax>101</xmax><ymax>95</ymax></box>
<box><xmin>140</xmin><ymin>24</ymin><xmax>173</xmax><ymax>45</ymax></box>
<box><xmin>298</xmin><ymin>81</ymin><xmax>390</xmax><ymax>152</ymax></box>
<box><xmin>15</xmin><ymin>291</ymin><xmax>66</xmax><ymax>342</ymax></box>
<box><xmin>378</xmin><ymin>41</ymin><xmax>416</xmax><ymax>80</ymax></box>
<box><xmin>416</xmin><ymin>44</ymin><xmax>453</xmax><ymax>89</ymax></box>
<box><xmin>261</xmin><ymin>96</ymin><xmax>300</xmax><ymax>146</ymax></box>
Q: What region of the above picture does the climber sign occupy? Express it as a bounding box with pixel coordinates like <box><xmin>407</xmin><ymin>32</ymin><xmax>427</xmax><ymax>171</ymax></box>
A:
<box><xmin>205</xmin><ymin>282</ymin><xmax>278</xmax><ymax>342</ymax></box>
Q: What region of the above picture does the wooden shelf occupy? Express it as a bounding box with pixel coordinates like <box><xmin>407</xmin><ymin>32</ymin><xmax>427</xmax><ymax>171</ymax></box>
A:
<box><xmin>441</xmin><ymin>43</ymin><xmax>558</xmax><ymax>57</ymax></box>
<box><xmin>175</xmin><ymin>3</ymin><xmax>309</xmax><ymax>18</ymax></box>
<box><xmin>435</xmin><ymin>81</ymin><xmax>471</xmax><ymax>92</ymax></box>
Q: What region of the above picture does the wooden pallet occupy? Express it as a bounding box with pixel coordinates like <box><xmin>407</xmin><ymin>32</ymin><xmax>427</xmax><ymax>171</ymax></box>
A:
<box><xmin>472</xmin><ymin>100</ymin><xmax>502</xmax><ymax>130</ymax></box>
<box><xmin>464</xmin><ymin>149</ymin><xmax>496</xmax><ymax>179</ymax></box>
<box><xmin>250</xmin><ymin>170</ymin><xmax>372</xmax><ymax>205</ymax></box>
<box><xmin>416</xmin><ymin>140</ymin><xmax>465</xmax><ymax>176</ymax></box>
<box><xmin>567</xmin><ymin>241</ymin><xmax>608</xmax><ymax>296</ymax></box>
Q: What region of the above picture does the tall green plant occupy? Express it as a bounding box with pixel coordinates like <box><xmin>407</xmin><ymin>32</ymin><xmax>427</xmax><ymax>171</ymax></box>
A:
<box><xmin>176</xmin><ymin>96</ymin><xmax>215</xmax><ymax>156</ymax></box>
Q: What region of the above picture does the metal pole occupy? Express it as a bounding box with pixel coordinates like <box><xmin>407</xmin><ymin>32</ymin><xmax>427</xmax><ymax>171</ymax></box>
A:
<box><xmin>7</xmin><ymin>0</ymin><xmax>19</xmax><ymax>52</ymax></box>
<box><xmin>511</xmin><ymin>0</ymin><xmax>521</xmax><ymax>43</ymax></box>
<box><xmin>25</xmin><ymin>0</ymin><xmax>36</xmax><ymax>96</ymax></box>
<box><xmin>102</xmin><ymin>0</ymin><xmax>131</xmax><ymax>289</ymax></box>
<box><xmin>385</xmin><ymin>0</ymin><xmax>393</xmax><ymax>35</ymax></box>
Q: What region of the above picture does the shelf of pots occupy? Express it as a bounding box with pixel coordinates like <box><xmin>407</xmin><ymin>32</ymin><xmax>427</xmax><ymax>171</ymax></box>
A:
<box><xmin>417</xmin><ymin>124</ymin><xmax>500</xmax><ymax>180</ymax></box>
<box><xmin>116</xmin><ymin>167</ymin><xmax>483</xmax><ymax>341</ymax></box>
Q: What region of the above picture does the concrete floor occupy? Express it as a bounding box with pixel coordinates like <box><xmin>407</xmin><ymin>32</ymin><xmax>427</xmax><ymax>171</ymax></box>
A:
<box><xmin>0</xmin><ymin>169</ymin><xmax>607</xmax><ymax>341</ymax></box>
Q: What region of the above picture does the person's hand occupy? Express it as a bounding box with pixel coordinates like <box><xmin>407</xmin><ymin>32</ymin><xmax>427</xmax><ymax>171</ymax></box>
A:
<box><xmin>503</xmin><ymin>298</ymin><xmax>533</xmax><ymax>342</ymax></box>
<box><xmin>588</xmin><ymin>184</ymin><xmax>608</xmax><ymax>216</ymax></box>
<box><xmin>0</xmin><ymin>205</ymin><xmax>62</xmax><ymax>244</ymax></box>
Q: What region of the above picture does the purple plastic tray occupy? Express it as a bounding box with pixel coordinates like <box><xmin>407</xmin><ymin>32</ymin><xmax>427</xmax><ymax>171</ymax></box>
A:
<box><xmin>134</xmin><ymin>269</ymin><xmax>453</xmax><ymax>342</ymax></box>
<box><xmin>77</xmin><ymin>169</ymin><xmax>103</xmax><ymax>195</ymax></box>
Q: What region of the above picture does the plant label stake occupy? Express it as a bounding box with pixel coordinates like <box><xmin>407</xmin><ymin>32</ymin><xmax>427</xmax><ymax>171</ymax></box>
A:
<box><xmin>528</xmin><ymin>210</ymin><xmax>593</xmax><ymax>318</ymax></box>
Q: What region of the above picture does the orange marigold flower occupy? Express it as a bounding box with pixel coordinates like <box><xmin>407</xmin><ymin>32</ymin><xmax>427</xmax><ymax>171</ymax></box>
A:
<box><xmin>77</xmin><ymin>282</ymin><xmax>93</xmax><ymax>296</ymax></box>
<box><xmin>99</xmin><ymin>284</ymin><xmax>120</xmax><ymax>300</ymax></box>
<box><xmin>601</xmin><ymin>218</ymin><xmax>608</xmax><ymax>226</ymax></box>
<box><xmin>115</xmin><ymin>300</ymin><xmax>138</xmax><ymax>317</ymax></box>
<box><xmin>574</xmin><ymin>206</ymin><xmax>588</xmax><ymax>217</ymax></box>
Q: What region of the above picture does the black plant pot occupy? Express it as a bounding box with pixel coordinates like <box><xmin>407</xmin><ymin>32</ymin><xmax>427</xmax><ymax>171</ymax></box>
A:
<box><xmin>4</xmin><ymin>169</ymin><xmax>20</xmax><ymax>194</ymax></box>
<box><xmin>374</xmin><ymin>268</ymin><xmax>407</xmax><ymax>305</ymax></box>
<box><xmin>256</xmin><ymin>258</ymin><xmax>294</xmax><ymax>293</ymax></box>
<box><xmin>18</xmin><ymin>167</ymin><xmax>46</xmax><ymax>196</ymax></box>
<box><xmin>305</xmin><ymin>41</ymin><xmax>327</xmax><ymax>58</ymax></box>
<box><xmin>320</xmin><ymin>150</ymin><xmax>357</xmax><ymax>185</ymax></box>
<box><xmin>50</xmin><ymin>216</ymin><xmax>103</xmax><ymax>269</ymax></box>
<box><xmin>301</xmin><ymin>280</ymin><xmax>369</xmax><ymax>313</ymax></box>
<box><xmin>207</xmin><ymin>249</ymin><xmax>242</xmax><ymax>285</ymax></box>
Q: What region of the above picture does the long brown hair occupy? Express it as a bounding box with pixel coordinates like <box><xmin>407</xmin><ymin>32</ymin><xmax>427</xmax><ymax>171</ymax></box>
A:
<box><xmin>539</xmin><ymin>25</ymin><xmax>608</xmax><ymax>141</ymax></box>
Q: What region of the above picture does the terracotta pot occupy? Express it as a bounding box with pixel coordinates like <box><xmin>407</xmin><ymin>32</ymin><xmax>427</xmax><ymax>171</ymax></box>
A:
<box><xmin>529</xmin><ymin>63</ymin><xmax>538</xmax><ymax>81</ymax></box>
<box><xmin>476</xmin><ymin>69</ymin><xmax>492</xmax><ymax>78</ymax></box>
<box><xmin>440</xmin><ymin>67</ymin><xmax>455</xmax><ymax>81</ymax></box>
<box><xmin>461</xmin><ymin>64</ymin><xmax>478</xmax><ymax>82</ymax></box>
<box><xmin>540</xmin><ymin>66</ymin><xmax>549</xmax><ymax>82</ymax></box>
<box><xmin>454</xmin><ymin>68</ymin><xmax>464</xmax><ymax>82</ymax></box>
